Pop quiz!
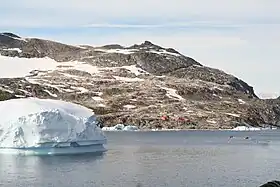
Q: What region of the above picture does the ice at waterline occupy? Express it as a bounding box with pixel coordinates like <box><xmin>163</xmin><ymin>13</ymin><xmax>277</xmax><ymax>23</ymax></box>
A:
<box><xmin>0</xmin><ymin>98</ymin><xmax>107</xmax><ymax>155</ymax></box>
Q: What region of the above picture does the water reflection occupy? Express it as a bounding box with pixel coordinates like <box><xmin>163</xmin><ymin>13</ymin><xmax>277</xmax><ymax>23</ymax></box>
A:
<box><xmin>0</xmin><ymin>152</ymin><xmax>106</xmax><ymax>187</ymax></box>
<box><xmin>37</xmin><ymin>151</ymin><xmax>105</xmax><ymax>163</ymax></box>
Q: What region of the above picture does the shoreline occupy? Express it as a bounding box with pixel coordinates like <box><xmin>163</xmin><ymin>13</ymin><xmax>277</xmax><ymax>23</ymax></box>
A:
<box><xmin>102</xmin><ymin>128</ymin><xmax>278</xmax><ymax>132</ymax></box>
<box><xmin>101</xmin><ymin>124</ymin><xmax>278</xmax><ymax>132</ymax></box>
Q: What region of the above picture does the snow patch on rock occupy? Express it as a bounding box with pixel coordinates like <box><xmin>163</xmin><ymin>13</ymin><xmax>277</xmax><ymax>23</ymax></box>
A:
<box><xmin>160</xmin><ymin>86</ymin><xmax>185</xmax><ymax>100</ymax></box>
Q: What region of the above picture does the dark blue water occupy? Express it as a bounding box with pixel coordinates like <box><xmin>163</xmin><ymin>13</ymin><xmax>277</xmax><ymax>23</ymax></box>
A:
<box><xmin>1</xmin><ymin>130</ymin><xmax>280</xmax><ymax>187</ymax></box>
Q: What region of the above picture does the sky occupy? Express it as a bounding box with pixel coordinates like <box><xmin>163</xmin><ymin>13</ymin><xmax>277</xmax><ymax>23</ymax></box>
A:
<box><xmin>1</xmin><ymin>0</ymin><xmax>279</xmax><ymax>98</ymax></box>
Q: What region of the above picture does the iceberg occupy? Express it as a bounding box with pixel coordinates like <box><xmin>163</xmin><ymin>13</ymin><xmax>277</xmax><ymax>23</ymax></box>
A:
<box><xmin>0</xmin><ymin>98</ymin><xmax>107</xmax><ymax>155</ymax></box>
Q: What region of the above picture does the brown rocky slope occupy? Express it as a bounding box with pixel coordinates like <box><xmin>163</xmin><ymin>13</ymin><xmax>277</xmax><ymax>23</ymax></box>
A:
<box><xmin>0</xmin><ymin>32</ymin><xmax>279</xmax><ymax>129</ymax></box>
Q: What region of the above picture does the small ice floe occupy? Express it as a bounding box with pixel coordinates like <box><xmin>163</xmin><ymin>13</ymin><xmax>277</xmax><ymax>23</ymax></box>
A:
<box><xmin>102</xmin><ymin>124</ymin><xmax>139</xmax><ymax>131</ymax></box>
<box><xmin>231</xmin><ymin>125</ymin><xmax>277</xmax><ymax>131</ymax></box>
<box><xmin>123</xmin><ymin>126</ymin><xmax>139</xmax><ymax>131</ymax></box>
<box><xmin>231</xmin><ymin>126</ymin><xmax>261</xmax><ymax>131</ymax></box>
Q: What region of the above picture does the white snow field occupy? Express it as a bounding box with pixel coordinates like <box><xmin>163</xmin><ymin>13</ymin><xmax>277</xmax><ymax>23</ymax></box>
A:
<box><xmin>0</xmin><ymin>55</ymin><xmax>59</xmax><ymax>78</ymax></box>
<box><xmin>0</xmin><ymin>98</ymin><xmax>107</xmax><ymax>155</ymax></box>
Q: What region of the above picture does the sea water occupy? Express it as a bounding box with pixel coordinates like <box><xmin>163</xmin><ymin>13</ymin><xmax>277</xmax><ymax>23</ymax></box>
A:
<box><xmin>0</xmin><ymin>130</ymin><xmax>279</xmax><ymax>187</ymax></box>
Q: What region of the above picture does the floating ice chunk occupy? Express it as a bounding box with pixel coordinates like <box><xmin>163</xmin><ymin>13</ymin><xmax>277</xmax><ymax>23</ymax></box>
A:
<box><xmin>0</xmin><ymin>98</ymin><xmax>106</xmax><ymax>155</ymax></box>
<box><xmin>114</xmin><ymin>124</ymin><xmax>125</xmax><ymax>130</ymax></box>
<box><xmin>123</xmin><ymin>125</ymin><xmax>139</xmax><ymax>131</ymax></box>
<box><xmin>102</xmin><ymin>126</ymin><xmax>116</xmax><ymax>131</ymax></box>
<box><xmin>102</xmin><ymin>124</ymin><xmax>138</xmax><ymax>131</ymax></box>
<box><xmin>231</xmin><ymin>126</ymin><xmax>261</xmax><ymax>131</ymax></box>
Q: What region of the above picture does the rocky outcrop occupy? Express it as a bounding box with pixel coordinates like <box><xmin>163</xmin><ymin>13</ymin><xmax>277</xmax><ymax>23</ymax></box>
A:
<box><xmin>0</xmin><ymin>32</ymin><xmax>279</xmax><ymax>129</ymax></box>
<box><xmin>0</xmin><ymin>32</ymin><xmax>83</xmax><ymax>60</ymax></box>
<box><xmin>259</xmin><ymin>180</ymin><xmax>280</xmax><ymax>187</ymax></box>
<box><xmin>168</xmin><ymin>65</ymin><xmax>256</xmax><ymax>97</ymax></box>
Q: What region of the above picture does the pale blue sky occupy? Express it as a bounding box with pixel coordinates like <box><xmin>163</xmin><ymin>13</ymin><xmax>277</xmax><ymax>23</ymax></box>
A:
<box><xmin>1</xmin><ymin>0</ymin><xmax>279</xmax><ymax>98</ymax></box>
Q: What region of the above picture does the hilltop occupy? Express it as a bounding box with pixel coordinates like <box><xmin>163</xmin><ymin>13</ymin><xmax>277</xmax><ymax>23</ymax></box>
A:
<box><xmin>0</xmin><ymin>32</ymin><xmax>279</xmax><ymax>129</ymax></box>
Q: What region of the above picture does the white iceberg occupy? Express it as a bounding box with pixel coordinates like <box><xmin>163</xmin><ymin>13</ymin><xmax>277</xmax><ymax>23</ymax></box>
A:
<box><xmin>0</xmin><ymin>98</ymin><xmax>107</xmax><ymax>155</ymax></box>
<box><xmin>102</xmin><ymin>124</ymin><xmax>139</xmax><ymax>131</ymax></box>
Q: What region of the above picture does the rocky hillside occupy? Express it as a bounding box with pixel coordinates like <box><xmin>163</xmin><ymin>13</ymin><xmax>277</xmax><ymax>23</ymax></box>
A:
<box><xmin>0</xmin><ymin>32</ymin><xmax>279</xmax><ymax>129</ymax></box>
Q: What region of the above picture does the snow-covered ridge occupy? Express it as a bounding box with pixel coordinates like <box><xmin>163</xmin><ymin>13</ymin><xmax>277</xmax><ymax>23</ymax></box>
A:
<box><xmin>93</xmin><ymin>47</ymin><xmax>181</xmax><ymax>57</ymax></box>
<box><xmin>94</xmin><ymin>48</ymin><xmax>138</xmax><ymax>54</ymax></box>
<box><xmin>0</xmin><ymin>98</ymin><xmax>106</xmax><ymax>149</ymax></box>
